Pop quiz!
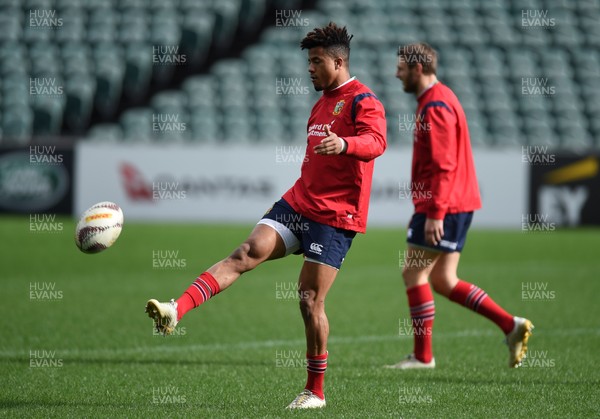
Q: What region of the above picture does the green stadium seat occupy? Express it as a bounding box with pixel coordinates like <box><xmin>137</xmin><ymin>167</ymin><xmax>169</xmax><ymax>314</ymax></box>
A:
<box><xmin>482</xmin><ymin>95</ymin><xmax>514</xmax><ymax>115</ymax></box>
<box><xmin>491</xmin><ymin>127</ymin><xmax>523</xmax><ymax>147</ymax></box>
<box><xmin>23</xmin><ymin>22</ymin><xmax>54</xmax><ymax>44</ymax></box>
<box><xmin>552</xmin><ymin>92</ymin><xmax>582</xmax><ymax>113</ymax></box>
<box><xmin>545</xmin><ymin>0</ymin><xmax>574</xmax><ymax>11</ymax></box>
<box><xmin>123</xmin><ymin>43</ymin><xmax>153</xmax><ymax>100</ymax></box>
<box><xmin>455</xmin><ymin>20</ymin><xmax>488</xmax><ymax>47</ymax></box>
<box><xmin>555</xmin><ymin>110</ymin><xmax>588</xmax><ymax>133</ymax></box>
<box><xmin>211</xmin><ymin>0</ymin><xmax>240</xmax><ymax>50</ymax></box>
<box><xmin>190</xmin><ymin>113</ymin><xmax>220</xmax><ymax>143</ymax></box>
<box><xmin>64</xmin><ymin>74</ymin><xmax>95</xmax><ymax>133</ymax></box>
<box><xmin>442</xmin><ymin>49</ymin><xmax>473</xmax><ymax>78</ymax></box>
<box><xmin>572</xmin><ymin>49</ymin><xmax>600</xmax><ymax>78</ymax></box>
<box><xmin>238</xmin><ymin>0</ymin><xmax>266</xmax><ymax>36</ymax></box>
<box><xmin>118</xmin><ymin>0</ymin><xmax>146</xmax><ymax>9</ymax></box>
<box><xmin>121</xmin><ymin>108</ymin><xmax>154</xmax><ymax>142</ymax></box>
<box><xmin>151</xmin><ymin>23</ymin><xmax>181</xmax><ymax>47</ymax></box>
<box><xmin>525</xmin><ymin>127</ymin><xmax>560</xmax><ymax>147</ymax></box>
<box><xmin>222</xmin><ymin>114</ymin><xmax>253</xmax><ymax>143</ymax></box>
<box><xmin>486</xmin><ymin>21</ymin><xmax>519</xmax><ymax>46</ymax></box>
<box><xmin>56</xmin><ymin>0</ymin><xmax>85</xmax><ymax>8</ymax></box>
<box><xmin>479</xmin><ymin>1</ymin><xmax>509</xmax><ymax>17</ymax></box>
<box><xmin>94</xmin><ymin>59</ymin><xmax>125</xmax><ymax>118</ymax></box>
<box><xmin>53</xmin><ymin>10</ymin><xmax>85</xmax><ymax>43</ymax></box>
<box><xmin>181</xmin><ymin>13</ymin><xmax>214</xmax><ymax>66</ymax></box>
<box><xmin>553</xmin><ymin>25</ymin><xmax>583</xmax><ymax>47</ymax></box>
<box><xmin>473</xmin><ymin>48</ymin><xmax>505</xmax><ymax>78</ymax></box>
<box><xmin>488</xmin><ymin>110</ymin><xmax>519</xmax><ymax>132</ymax></box>
<box><xmin>523</xmin><ymin>110</ymin><xmax>554</xmax><ymax>134</ymax></box>
<box><xmin>87</xmin><ymin>23</ymin><xmax>118</xmax><ymax>44</ymax></box>
<box><xmin>3</xmin><ymin>75</ymin><xmax>30</xmax><ymax>108</ymax></box>
<box><xmin>32</xmin><ymin>96</ymin><xmax>65</xmax><ymax>136</ymax></box>
<box><xmin>1</xmin><ymin>55</ymin><xmax>28</xmax><ymax>77</ymax></box>
<box><xmin>518</xmin><ymin>94</ymin><xmax>550</xmax><ymax>113</ymax></box>
<box><xmin>255</xmin><ymin>111</ymin><xmax>284</xmax><ymax>143</ymax></box>
<box><xmin>271</xmin><ymin>0</ymin><xmax>303</xmax><ymax>9</ymax></box>
<box><xmin>2</xmin><ymin>105</ymin><xmax>33</xmax><ymax>143</ymax></box>
<box><xmin>151</xmin><ymin>90</ymin><xmax>187</xmax><ymax>112</ymax></box>
<box><xmin>425</xmin><ymin>24</ymin><xmax>456</xmax><ymax>47</ymax></box>
<box><xmin>581</xmin><ymin>88</ymin><xmax>600</xmax><ymax>114</ymax></box>
<box><xmin>246</xmin><ymin>60</ymin><xmax>276</xmax><ymax>78</ymax></box>
<box><xmin>468</xmin><ymin>125</ymin><xmax>490</xmax><ymax>146</ymax></box>
<box><xmin>520</xmin><ymin>27</ymin><xmax>552</xmax><ymax>47</ymax></box>
<box><xmin>119</xmin><ymin>19</ymin><xmax>148</xmax><ymax>45</ymax></box>
<box><xmin>558</xmin><ymin>126</ymin><xmax>593</xmax><ymax>149</ymax></box>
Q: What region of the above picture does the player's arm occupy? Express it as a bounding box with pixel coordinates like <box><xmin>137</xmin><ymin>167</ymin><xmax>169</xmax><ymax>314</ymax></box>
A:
<box><xmin>313</xmin><ymin>97</ymin><xmax>387</xmax><ymax>160</ymax></box>
<box><xmin>424</xmin><ymin>104</ymin><xmax>458</xmax><ymax>221</ymax></box>
<box><xmin>343</xmin><ymin>97</ymin><xmax>387</xmax><ymax>161</ymax></box>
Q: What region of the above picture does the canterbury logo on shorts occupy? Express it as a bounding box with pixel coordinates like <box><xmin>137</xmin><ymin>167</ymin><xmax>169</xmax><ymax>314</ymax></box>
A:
<box><xmin>309</xmin><ymin>242</ymin><xmax>324</xmax><ymax>255</ymax></box>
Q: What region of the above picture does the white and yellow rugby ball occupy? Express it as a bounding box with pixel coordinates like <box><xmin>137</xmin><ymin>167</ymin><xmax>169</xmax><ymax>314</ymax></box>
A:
<box><xmin>75</xmin><ymin>201</ymin><xmax>124</xmax><ymax>254</ymax></box>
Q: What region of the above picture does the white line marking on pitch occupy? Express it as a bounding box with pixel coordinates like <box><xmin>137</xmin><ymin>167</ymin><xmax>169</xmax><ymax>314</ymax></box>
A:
<box><xmin>0</xmin><ymin>328</ymin><xmax>597</xmax><ymax>359</ymax></box>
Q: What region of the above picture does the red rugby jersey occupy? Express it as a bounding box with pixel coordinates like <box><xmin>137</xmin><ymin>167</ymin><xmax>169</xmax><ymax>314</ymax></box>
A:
<box><xmin>412</xmin><ymin>82</ymin><xmax>482</xmax><ymax>219</ymax></box>
<box><xmin>282</xmin><ymin>78</ymin><xmax>387</xmax><ymax>233</ymax></box>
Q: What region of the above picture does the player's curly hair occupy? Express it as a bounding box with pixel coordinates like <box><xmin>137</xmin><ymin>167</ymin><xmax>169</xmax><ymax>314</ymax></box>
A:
<box><xmin>300</xmin><ymin>22</ymin><xmax>353</xmax><ymax>65</ymax></box>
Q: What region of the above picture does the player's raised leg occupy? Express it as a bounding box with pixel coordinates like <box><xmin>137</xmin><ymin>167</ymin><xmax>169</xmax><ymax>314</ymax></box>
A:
<box><xmin>146</xmin><ymin>223</ymin><xmax>286</xmax><ymax>335</ymax></box>
<box><xmin>287</xmin><ymin>260</ymin><xmax>338</xmax><ymax>409</ymax></box>
<box><xmin>386</xmin><ymin>246</ymin><xmax>440</xmax><ymax>369</ymax></box>
<box><xmin>429</xmin><ymin>252</ymin><xmax>534</xmax><ymax>368</ymax></box>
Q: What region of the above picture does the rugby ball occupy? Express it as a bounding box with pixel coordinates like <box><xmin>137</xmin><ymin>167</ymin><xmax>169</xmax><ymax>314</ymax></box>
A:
<box><xmin>75</xmin><ymin>201</ymin><xmax>124</xmax><ymax>254</ymax></box>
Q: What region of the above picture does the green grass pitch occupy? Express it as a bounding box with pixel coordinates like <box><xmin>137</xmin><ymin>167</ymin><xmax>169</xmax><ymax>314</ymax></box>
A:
<box><xmin>1</xmin><ymin>216</ymin><xmax>599</xmax><ymax>418</ymax></box>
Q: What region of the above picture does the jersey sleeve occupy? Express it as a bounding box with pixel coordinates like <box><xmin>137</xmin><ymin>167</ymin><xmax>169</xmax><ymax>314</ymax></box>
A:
<box><xmin>343</xmin><ymin>95</ymin><xmax>387</xmax><ymax>161</ymax></box>
<box><xmin>422</xmin><ymin>103</ymin><xmax>457</xmax><ymax>220</ymax></box>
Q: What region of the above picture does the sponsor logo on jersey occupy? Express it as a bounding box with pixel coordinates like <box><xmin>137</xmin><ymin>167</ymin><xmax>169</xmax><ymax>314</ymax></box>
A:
<box><xmin>333</xmin><ymin>100</ymin><xmax>345</xmax><ymax>115</ymax></box>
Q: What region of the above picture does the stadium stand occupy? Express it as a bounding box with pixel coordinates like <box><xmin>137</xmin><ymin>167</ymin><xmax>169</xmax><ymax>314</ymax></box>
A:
<box><xmin>1</xmin><ymin>0</ymin><xmax>598</xmax><ymax>148</ymax></box>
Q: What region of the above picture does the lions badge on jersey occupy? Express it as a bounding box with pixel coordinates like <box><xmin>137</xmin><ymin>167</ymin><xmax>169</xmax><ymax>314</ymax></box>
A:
<box><xmin>333</xmin><ymin>100</ymin><xmax>345</xmax><ymax>115</ymax></box>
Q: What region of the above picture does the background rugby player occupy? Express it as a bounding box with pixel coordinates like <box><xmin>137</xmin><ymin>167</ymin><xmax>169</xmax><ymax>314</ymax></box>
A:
<box><xmin>387</xmin><ymin>42</ymin><xmax>533</xmax><ymax>370</ymax></box>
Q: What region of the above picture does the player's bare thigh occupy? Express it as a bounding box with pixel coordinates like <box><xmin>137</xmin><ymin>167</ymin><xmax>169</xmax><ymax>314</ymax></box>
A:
<box><xmin>207</xmin><ymin>224</ymin><xmax>287</xmax><ymax>289</ymax></box>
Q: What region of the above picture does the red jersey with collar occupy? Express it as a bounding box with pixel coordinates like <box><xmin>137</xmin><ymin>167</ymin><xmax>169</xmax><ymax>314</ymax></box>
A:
<box><xmin>412</xmin><ymin>82</ymin><xmax>482</xmax><ymax>219</ymax></box>
<box><xmin>282</xmin><ymin>78</ymin><xmax>387</xmax><ymax>233</ymax></box>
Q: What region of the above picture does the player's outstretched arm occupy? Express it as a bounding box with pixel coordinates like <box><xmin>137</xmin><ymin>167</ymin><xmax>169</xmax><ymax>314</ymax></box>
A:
<box><xmin>341</xmin><ymin>98</ymin><xmax>387</xmax><ymax>161</ymax></box>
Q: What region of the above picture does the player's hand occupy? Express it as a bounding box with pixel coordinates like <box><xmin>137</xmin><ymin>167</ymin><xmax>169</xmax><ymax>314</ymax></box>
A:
<box><xmin>425</xmin><ymin>218</ymin><xmax>444</xmax><ymax>246</ymax></box>
<box><xmin>314</xmin><ymin>125</ymin><xmax>343</xmax><ymax>155</ymax></box>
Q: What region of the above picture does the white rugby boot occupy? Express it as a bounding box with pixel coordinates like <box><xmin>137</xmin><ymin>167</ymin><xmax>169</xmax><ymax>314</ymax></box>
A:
<box><xmin>385</xmin><ymin>354</ymin><xmax>436</xmax><ymax>369</ymax></box>
<box><xmin>145</xmin><ymin>298</ymin><xmax>178</xmax><ymax>336</ymax></box>
<box><xmin>286</xmin><ymin>390</ymin><xmax>326</xmax><ymax>409</ymax></box>
<box><xmin>506</xmin><ymin>316</ymin><xmax>534</xmax><ymax>368</ymax></box>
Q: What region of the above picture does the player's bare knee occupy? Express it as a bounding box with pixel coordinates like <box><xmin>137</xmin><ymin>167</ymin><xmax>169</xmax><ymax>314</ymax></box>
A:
<box><xmin>228</xmin><ymin>242</ymin><xmax>258</xmax><ymax>272</ymax></box>
<box><xmin>430</xmin><ymin>273</ymin><xmax>453</xmax><ymax>296</ymax></box>
<box><xmin>402</xmin><ymin>267</ymin><xmax>421</xmax><ymax>288</ymax></box>
<box><xmin>430</xmin><ymin>280</ymin><xmax>446</xmax><ymax>295</ymax></box>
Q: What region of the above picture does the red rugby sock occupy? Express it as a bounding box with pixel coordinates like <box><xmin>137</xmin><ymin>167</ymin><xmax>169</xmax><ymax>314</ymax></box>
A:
<box><xmin>175</xmin><ymin>272</ymin><xmax>221</xmax><ymax>321</ymax></box>
<box><xmin>305</xmin><ymin>352</ymin><xmax>327</xmax><ymax>400</ymax></box>
<box><xmin>449</xmin><ymin>280</ymin><xmax>514</xmax><ymax>334</ymax></box>
<box><xmin>407</xmin><ymin>283</ymin><xmax>435</xmax><ymax>363</ymax></box>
